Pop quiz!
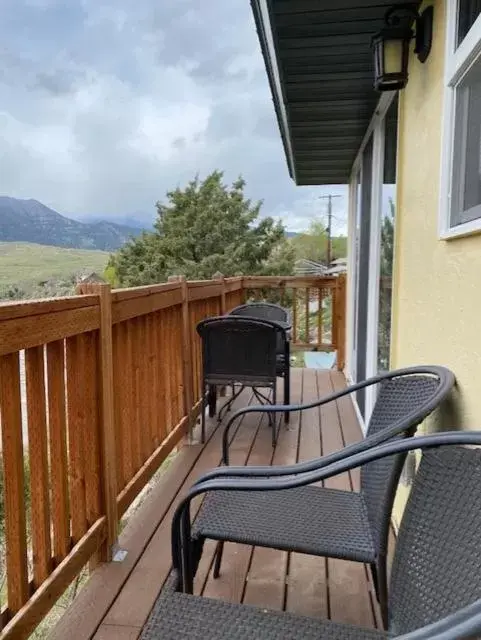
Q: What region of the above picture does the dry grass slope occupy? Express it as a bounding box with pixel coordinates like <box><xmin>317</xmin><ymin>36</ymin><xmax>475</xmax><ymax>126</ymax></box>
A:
<box><xmin>0</xmin><ymin>242</ymin><xmax>109</xmax><ymax>296</ymax></box>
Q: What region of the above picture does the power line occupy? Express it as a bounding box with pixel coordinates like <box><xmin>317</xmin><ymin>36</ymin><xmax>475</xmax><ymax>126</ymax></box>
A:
<box><xmin>319</xmin><ymin>194</ymin><xmax>342</xmax><ymax>266</ymax></box>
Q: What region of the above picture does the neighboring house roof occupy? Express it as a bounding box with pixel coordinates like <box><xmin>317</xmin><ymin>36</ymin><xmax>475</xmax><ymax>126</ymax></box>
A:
<box><xmin>325</xmin><ymin>265</ymin><xmax>348</xmax><ymax>276</ymax></box>
<box><xmin>294</xmin><ymin>259</ymin><xmax>327</xmax><ymax>275</ymax></box>
<box><xmin>78</xmin><ymin>272</ymin><xmax>105</xmax><ymax>284</ymax></box>
<box><xmin>250</xmin><ymin>0</ymin><xmax>420</xmax><ymax>185</ymax></box>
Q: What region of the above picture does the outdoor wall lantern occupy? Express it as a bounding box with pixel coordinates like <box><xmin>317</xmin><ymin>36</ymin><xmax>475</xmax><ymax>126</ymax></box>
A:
<box><xmin>372</xmin><ymin>3</ymin><xmax>434</xmax><ymax>91</ymax></box>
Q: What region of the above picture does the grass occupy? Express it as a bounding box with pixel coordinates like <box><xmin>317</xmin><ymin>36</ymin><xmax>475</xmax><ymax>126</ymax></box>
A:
<box><xmin>0</xmin><ymin>242</ymin><xmax>110</xmax><ymax>295</ymax></box>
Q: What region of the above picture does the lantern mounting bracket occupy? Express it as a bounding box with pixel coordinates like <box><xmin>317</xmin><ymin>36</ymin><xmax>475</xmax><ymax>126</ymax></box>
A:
<box><xmin>384</xmin><ymin>3</ymin><xmax>434</xmax><ymax>63</ymax></box>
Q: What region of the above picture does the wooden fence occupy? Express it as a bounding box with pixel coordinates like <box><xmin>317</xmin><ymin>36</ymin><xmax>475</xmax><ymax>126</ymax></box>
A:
<box><xmin>0</xmin><ymin>274</ymin><xmax>344</xmax><ymax>638</ymax></box>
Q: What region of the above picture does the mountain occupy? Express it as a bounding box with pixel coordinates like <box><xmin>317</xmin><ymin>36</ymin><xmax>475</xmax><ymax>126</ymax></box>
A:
<box><xmin>0</xmin><ymin>197</ymin><xmax>144</xmax><ymax>251</ymax></box>
<box><xmin>74</xmin><ymin>213</ymin><xmax>154</xmax><ymax>231</ymax></box>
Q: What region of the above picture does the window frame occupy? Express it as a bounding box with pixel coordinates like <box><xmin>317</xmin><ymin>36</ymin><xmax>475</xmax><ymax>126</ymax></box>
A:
<box><xmin>439</xmin><ymin>0</ymin><xmax>481</xmax><ymax>239</ymax></box>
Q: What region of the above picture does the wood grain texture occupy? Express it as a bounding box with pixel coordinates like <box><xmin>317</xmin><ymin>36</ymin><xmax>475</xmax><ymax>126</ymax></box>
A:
<box><xmin>82</xmin><ymin>332</ymin><xmax>102</xmax><ymax>528</ymax></box>
<box><xmin>180</xmin><ymin>278</ymin><xmax>194</xmax><ymax>435</ymax></box>
<box><xmin>112</xmin><ymin>288</ymin><xmax>183</xmax><ymax>324</ymax></box>
<box><xmin>0</xmin><ymin>295</ymin><xmax>98</xmax><ymax>321</ymax></box>
<box><xmin>96</xmin><ymin>284</ymin><xmax>118</xmax><ymax>558</ymax></box>
<box><xmin>25</xmin><ymin>346</ymin><xmax>52</xmax><ymax>587</ymax></box>
<box><xmin>112</xmin><ymin>322</ymin><xmax>125</xmax><ymax>492</ymax></box>
<box><xmin>46</xmin><ymin>340</ymin><xmax>70</xmax><ymax>563</ymax></box>
<box><xmin>0</xmin><ymin>352</ymin><xmax>29</xmax><ymax>613</ymax></box>
<box><xmin>66</xmin><ymin>334</ymin><xmax>88</xmax><ymax>543</ymax></box>
<box><xmin>0</xmin><ymin>306</ymin><xmax>100</xmax><ymax>356</ymax></box>
<box><xmin>1</xmin><ymin>518</ymin><xmax>106</xmax><ymax>640</ymax></box>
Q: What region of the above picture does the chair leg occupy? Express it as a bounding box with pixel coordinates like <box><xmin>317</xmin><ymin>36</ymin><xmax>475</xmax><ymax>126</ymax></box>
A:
<box><xmin>271</xmin><ymin>384</ymin><xmax>277</xmax><ymax>448</ymax></box>
<box><xmin>284</xmin><ymin>342</ymin><xmax>290</xmax><ymax>423</ymax></box>
<box><xmin>284</xmin><ymin>367</ymin><xmax>290</xmax><ymax>423</ymax></box>
<box><xmin>377</xmin><ymin>556</ymin><xmax>389</xmax><ymax>630</ymax></box>
<box><xmin>370</xmin><ymin>562</ymin><xmax>379</xmax><ymax>600</ymax></box>
<box><xmin>208</xmin><ymin>385</ymin><xmax>217</xmax><ymax>418</ymax></box>
<box><xmin>213</xmin><ymin>540</ymin><xmax>224</xmax><ymax>579</ymax></box>
<box><xmin>201</xmin><ymin>384</ymin><xmax>207</xmax><ymax>444</ymax></box>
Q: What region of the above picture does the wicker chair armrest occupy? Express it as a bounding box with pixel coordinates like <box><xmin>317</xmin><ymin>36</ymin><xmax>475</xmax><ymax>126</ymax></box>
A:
<box><xmin>393</xmin><ymin>596</ymin><xmax>481</xmax><ymax>639</ymax></box>
<box><xmin>197</xmin><ymin>424</ymin><xmax>407</xmax><ymax>485</ymax></box>
<box><xmin>221</xmin><ymin>365</ymin><xmax>453</xmax><ymax>463</ymax></box>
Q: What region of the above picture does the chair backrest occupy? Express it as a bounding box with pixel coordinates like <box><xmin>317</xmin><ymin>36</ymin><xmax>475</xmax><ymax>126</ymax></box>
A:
<box><xmin>197</xmin><ymin>316</ymin><xmax>278</xmax><ymax>386</ymax></box>
<box><xmin>229</xmin><ymin>302</ymin><xmax>288</xmax><ymax>323</ymax></box>
<box><xmin>360</xmin><ymin>368</ymin><xmax>454</xmax><ymax>554</ymax></box>
<box><xmin>389</xmin><ymin>445</ymin><xmax>481</xmax><ymax>635</ymax></box>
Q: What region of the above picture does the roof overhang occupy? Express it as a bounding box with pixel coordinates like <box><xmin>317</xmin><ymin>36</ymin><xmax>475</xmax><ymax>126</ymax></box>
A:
<box><xmin>251</xmin><ymin>0</ymin><xmax>418</xmax><ymax>185</ymax></box>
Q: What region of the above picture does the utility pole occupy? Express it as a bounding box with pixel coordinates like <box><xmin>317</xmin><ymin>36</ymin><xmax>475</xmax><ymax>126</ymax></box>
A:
<box><xmin>319</xmin><ymin>194</ymin><xmax>341</xmax><ymax>267</ymax></box>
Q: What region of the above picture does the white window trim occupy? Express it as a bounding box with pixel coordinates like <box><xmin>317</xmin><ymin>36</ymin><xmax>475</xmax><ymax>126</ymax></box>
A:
<box><xmin>365</xmin><ymin>119</ymin><xmax>385</xmax><ymax>421</ymax></box>
<box><xmin>345</xmin><ymin>174</ymin><xmax>358</xmax><ymax>380</ymax></box>
<box><xmin>347</xmin><ymin>92</ymin><xmax>397</xmax><ymax>429</ymax></box>
<box><xmin>439</xmin><ymin>2</ymin><xmax>481</xmax><ymax>240</ymax></box>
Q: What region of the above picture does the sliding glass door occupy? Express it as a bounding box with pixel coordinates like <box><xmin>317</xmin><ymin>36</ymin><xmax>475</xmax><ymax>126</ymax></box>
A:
<box><xmin>348</xmin><ymin>95</ymin><xmax>398</xmax><ymax>424</ymax></box>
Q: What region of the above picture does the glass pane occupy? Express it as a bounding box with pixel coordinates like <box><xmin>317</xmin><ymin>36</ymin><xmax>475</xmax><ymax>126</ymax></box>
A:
<box><xmin>378</xmin><ymin>99</ymin><xmax>398</xmax><ymax>373</ymax></box>
<box><xmin>458</xmin><ymin>0</ymin><xmax>481</xmax><ymax>45</ymax></box>
<box><xmin>451</xmin><ymin>59</ymin><xmax>481</xmax><ymax>226</ymax></box>
<box><xmin>384</xmin><ymin>39</ymin><xmax>404</xmax><ymax>74</ymax></box>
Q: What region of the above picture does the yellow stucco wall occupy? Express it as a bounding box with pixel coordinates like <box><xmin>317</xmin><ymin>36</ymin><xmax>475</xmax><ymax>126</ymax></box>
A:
<box><xmin>392</xmin><ymin>0</ymin><xmax>481</xmax><ymax>521</ymax></box>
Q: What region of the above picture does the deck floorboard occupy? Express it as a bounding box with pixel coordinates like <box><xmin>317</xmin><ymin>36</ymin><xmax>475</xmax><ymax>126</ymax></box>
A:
<box><xmin>51</xmin><ymin>369</ymin><xmax>378</xmax><ymax>639</ymax></box>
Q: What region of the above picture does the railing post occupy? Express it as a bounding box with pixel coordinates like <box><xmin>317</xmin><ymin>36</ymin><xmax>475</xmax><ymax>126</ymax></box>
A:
<box><xmin>213</xmin><ymin>272</ymin><xmax>226</xmax><ymax>315</ymax></box>
<box><xmin>77</xmin><ymin>282</ymin><xmax>118</xmax><ymax>561</ymax></box>
<box><xmin>170</xmin><ymin>276</ymin><xmax>195</xmax><ymax>441</ymax></box>
<box><xmin>335</xmin><ymin>275</ymin><xmax>347</xmax><ymax>371</ymax></box>
<box><xmin>241</xmin><ymin>276</ymin><xmax>247</xmax><ymax>304</ymax></box>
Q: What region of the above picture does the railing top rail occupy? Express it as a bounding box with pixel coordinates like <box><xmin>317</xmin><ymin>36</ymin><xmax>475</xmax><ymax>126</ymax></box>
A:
<box><xmin>0</xmin><ymin>295</ymin><xmax>99</xmax><ymax>321</ymax></box>
<box><xmin>111</xmin><ymin>281</ymin><xmax>181</xmax><ymax>301</ymax></box>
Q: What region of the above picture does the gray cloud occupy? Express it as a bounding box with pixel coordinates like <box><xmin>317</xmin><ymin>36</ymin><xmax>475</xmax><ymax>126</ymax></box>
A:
<box><xmin>0</xmin><ymin>0</ymin><xmax>348</xmax><ymax>231</ymax></box>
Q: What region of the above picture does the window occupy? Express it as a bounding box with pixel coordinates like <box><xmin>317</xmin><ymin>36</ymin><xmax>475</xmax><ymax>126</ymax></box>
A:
<box><xmin>457</xmin><ymin>0</ymin><xmax>481</xmax><ymax>44</ymax></box>
<box><xmin>440</xmin><ymin>0</ymin><xmax>481</xmax><ymax>237</ymax></box>
<box><xmin>451</xmin><ymin>62</ymin><xmax>481</xmax><ymax>225</ymax></box>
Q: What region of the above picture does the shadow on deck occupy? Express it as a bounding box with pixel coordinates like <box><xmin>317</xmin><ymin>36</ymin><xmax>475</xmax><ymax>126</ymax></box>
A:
<box><xmin>51</xmin><ymin>369</ymin><xmax>384</xmax><ymax>639</ymax></box>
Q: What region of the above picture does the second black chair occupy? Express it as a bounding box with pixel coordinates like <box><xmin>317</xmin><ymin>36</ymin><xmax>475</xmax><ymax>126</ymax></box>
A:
<box><xmin>196</xmin><ymin>316</ymin><xmax>289</xmax><ymax>444</ymax></box>
<box><xmin>228</xmin><ymin>302</ymin><xmax>291</xmax><ymax>422</ymax></box>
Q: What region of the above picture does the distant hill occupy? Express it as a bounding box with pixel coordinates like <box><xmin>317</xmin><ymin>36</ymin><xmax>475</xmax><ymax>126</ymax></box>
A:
<box><xmin>286</xmin><ymin>231</ymin><xmax>299</xmax><ymax>238</ymax></box>
<box><xmin>75</xmin><ymin>213</ymin><xmax>154</xmax><ymax>231</ymax></box>
<box><xmin>0</xmin><ymin>197</ymin><xmax>143</xmax><ymax>250</ymax></box>
<box><xmin>0</xmin><ymin>242</ymin><xmax>110</xmax><ymax>299</ymax></box>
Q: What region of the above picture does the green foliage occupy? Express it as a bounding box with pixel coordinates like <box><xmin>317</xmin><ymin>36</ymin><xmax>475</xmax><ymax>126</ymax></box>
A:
<box><xmin>378</xmin><ymin>198</ymin><xmax>395</xmax><ymax>371</ymax></box>
<box><xmin>290</xmin><ymin>219</ymin><xmax>347</xmax><ymax>265</ymax></box>
<box><xmin>103</xmin><ymin>264</ymin><xmax>120</xmax><ymax>287</ymax></box>
<box><xmin>380</xmin><ymin>200</ymin><xmax>395</xmax><ymax>278</ymax></box>
<box><xmin>109</xmin><ymin>171</ymin><xmax>295</xmax><ymax>286</ymax></box>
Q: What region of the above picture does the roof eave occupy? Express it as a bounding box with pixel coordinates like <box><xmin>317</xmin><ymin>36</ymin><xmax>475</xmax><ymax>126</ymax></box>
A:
<box><xmin>251</xmin><ymin>0</ymin><xmax>297</xmax><ymax>182</ymax></box>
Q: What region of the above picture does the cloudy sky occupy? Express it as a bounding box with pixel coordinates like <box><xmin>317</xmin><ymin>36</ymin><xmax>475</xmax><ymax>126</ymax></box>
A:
<box><xmin>0</xmin><ymin>0</ymin><xmax>348</xmax><ymax>232</ymax></box>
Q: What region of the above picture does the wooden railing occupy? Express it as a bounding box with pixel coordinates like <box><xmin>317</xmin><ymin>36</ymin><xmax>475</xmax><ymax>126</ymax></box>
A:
<box><xmin>243</xmin><ymin>275</ymin><xmax>346</xmax><ymax>362</ymax></box>
<box><xmin>0</xmin><ymin>274</ymin><xmax>344</xmax><ymax>638</ymax></box>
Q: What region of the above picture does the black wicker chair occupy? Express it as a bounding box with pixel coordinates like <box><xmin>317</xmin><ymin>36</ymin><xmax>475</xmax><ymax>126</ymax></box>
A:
<box><xmin>179</xmin><ymin>366</ymin><xmax>455</xmax><ymax>625</ymax></box>
<box><xmin>197</xmin><ymin>316</ymin><xmax>288</xmax><ymax>445</ymax></box>
<box><xmin>142</xmin><ymin>431</ymin><xmax>481</xmax><ymax>639</ymax></box>
<box><xmin>229</xmin><ymin>302</ymin><xmax>289</xmax><ymax>324</ymax></box>
<box><xmin>228</xmin><ymin>302</ymin><xmax>291</xmax><ymax>423</ymax></box>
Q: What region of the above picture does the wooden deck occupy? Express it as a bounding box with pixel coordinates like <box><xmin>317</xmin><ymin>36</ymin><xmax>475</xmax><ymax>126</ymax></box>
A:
<box><xmin>51</xmin><ymin>368</ymin><xmax>383</xmax><ymax>640</ymax></box>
